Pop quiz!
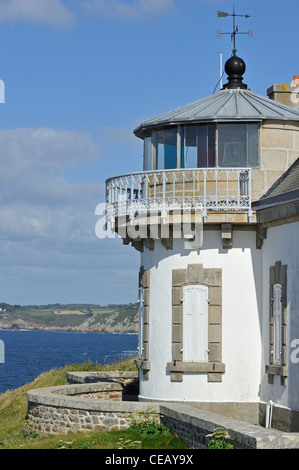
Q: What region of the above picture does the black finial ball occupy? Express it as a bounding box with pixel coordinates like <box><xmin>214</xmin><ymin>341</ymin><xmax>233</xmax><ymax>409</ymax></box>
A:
<box><xmin>222</xmin><ymin>55</ymin><xmax>247</xmax><ymax>90</ymax></box>
<box><xmin>225</xmin><ymin>56</ymin><xmax>246</xmax><ymax>77</ymax></box>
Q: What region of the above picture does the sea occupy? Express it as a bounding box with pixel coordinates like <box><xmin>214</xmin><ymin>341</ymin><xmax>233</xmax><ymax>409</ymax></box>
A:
<box><xmin>0</xmin><ymin>329</ymin><xmax>138</xmax><ymax>394</ymax></box>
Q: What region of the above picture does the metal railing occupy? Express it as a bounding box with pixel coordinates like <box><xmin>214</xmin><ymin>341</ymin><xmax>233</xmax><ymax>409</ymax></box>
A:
<box><xmin>106</xmin><ymin>168</ymin><xmax>252</xmax><ymax>224</ymax></box>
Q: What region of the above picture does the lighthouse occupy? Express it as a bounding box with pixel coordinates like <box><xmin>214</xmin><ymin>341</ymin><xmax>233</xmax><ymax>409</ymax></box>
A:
<box><xmin>105</xmin><ymin>43</ymin><xmax>299</xmax><ymax>429</ymax></box>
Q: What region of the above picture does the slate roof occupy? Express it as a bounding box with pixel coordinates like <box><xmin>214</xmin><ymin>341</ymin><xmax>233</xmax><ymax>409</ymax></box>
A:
<box><xmin>134</xmin><ymin>88</ymin><xmax>299</xmax><ymax>138</ymax></box>
<box><xmin>262</xmin><ymin>158</ymin><xmax>299</xmax><ymax>198</ymax></box>
<box><xmin>253</xmin><ymin>157</ymin><xmax>299</xmax><ymax>209</ymax></box>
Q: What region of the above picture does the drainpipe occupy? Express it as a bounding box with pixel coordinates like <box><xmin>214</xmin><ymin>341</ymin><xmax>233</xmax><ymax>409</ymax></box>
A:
<box><xmin>265</xmin><ymin>400</ymin><xmax>274</xmax><ymax>428</ymax></box>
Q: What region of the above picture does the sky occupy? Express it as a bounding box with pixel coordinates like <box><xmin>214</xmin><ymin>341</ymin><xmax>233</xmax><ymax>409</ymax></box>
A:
<box><xmin>0</xmin><ymin>0</ymin><xmax>298</xmax><ymax>306</ymax></box>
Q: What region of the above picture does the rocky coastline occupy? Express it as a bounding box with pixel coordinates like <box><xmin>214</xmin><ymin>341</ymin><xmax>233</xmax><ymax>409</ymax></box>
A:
<box><xmin>0</xmin><ymin>311</ymin><xmax>138</xmax><ymax>334</ymax></box>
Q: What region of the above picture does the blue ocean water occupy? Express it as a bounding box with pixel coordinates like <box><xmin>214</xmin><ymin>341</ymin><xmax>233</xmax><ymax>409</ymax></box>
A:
<box><xmin>0</xmin><ymin>330</ymin><xmax>138</xmax><ymax>394</ymax></box>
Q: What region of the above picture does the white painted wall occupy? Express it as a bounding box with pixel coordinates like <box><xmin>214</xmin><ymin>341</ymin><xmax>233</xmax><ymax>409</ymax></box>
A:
<box><xmin>139</xmin><ymin>230</ymin><xmax>262</xmax><ymax>403</ymax></box>
<box><xmin>260</xmin><ymin>221</ymin><xmax>299</xmax><ymax>412</ymax></box>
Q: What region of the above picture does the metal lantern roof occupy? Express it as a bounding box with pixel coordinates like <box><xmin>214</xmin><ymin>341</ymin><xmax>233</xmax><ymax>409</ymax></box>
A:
<box><xmin>134</xmin><ymin>88</ymin><xmax>299</xmax><ymax>139</ymax></box>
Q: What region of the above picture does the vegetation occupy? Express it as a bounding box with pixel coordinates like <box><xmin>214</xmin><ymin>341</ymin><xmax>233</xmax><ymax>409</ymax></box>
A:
<box><xmin>0</xmin><ymin>303</ymin><xmax>138</xmax><ymax>330</ymax></box>
<box><xmin>0</xmin><ymin>358</ymin><xmax>187</xmax><ymax>450</ymax></box>
<box><xmin>206</xmin><ymin>427</ymin><xmax>234</xmax><ymax>449</ymax></box>
<box><xmin>0</xmin><ymin>302</ymin><xmax>138</xmax><ymax>314</ymax></box>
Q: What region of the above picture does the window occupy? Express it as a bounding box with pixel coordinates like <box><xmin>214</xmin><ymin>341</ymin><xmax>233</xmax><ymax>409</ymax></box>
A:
<box><xmin>273</xmin><ymin>283</ymin><xmax>282</xmax><ymax>366</ymax></box>
<box><xmin>153</xmin><ymin>127</ymin><xmax>177</xmax><ymax>170</ymax></box>
<box><xmin>266</xmin><ymin>261</ymin><xmax>287</xmax><ymax>386</ymax></box>
<box><xmin>218</xmin><ymin>123</ymin><xmax>258</xmax><ymax>167</ymax></box>
<box><xmin>181</xmin><ymin>124</ymin><xmax>216</xmax><ymax>168</ymax></box>
<box><xmin>138</xmin><ymin>287</ymin><xmax>144</xmax><ymax>360</ymax></box>
<box><xmin>183</xmin><ymin>285</ymin><xmax>209</xmax><ymax>362</ymax></box>
<box><xmin>143</xmin><ymin>122</ymin><xmax>258</xmax><ymax>170</ymax></box>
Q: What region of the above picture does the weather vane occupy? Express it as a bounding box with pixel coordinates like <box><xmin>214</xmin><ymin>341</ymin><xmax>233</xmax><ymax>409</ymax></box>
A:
<box><xmin>217</xmin><ymin>6</ymin><xmax>253</xmax><ymax>56</ymax></box>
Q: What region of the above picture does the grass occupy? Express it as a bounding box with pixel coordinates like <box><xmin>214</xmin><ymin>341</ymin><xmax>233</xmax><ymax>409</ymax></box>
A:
<box><xmin>0</xmin><ymin>358</ymin><xmax>187</xmax><ymax>450</ymax></box>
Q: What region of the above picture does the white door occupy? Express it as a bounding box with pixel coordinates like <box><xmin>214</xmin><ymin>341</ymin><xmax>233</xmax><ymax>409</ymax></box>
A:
<box><xmin>183</xmin><ymin>285</ymin><xmax>209</xmax><ymax>362</ymax></box>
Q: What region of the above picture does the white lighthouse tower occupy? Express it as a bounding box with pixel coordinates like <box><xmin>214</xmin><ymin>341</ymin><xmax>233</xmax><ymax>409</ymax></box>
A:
<box><xmin>105</xmin><ymin>43</ymin><xmax>299</xmax><ymax>429</ymax></box>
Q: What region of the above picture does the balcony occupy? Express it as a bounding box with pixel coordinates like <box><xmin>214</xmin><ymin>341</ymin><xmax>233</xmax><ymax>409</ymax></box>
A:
<box><xmin>106</xmin><ymin>168</ymin><xmax>252</xmax><ymax>227</ymax></box>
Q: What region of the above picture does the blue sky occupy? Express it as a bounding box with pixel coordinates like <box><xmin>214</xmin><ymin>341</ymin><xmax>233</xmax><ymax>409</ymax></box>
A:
<box><xmin>0</xmin><ymin>0</ymin><xmax>298</xmax><ymax>306</ymax></box>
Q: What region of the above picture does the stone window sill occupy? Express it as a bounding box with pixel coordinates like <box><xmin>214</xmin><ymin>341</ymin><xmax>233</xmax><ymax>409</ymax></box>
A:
<box><xmin>265</xmin><ymin>364</ymin><xmax>288</xmax><ymax>377</ymax></box>
<box><xmin>166</xmin><ymin>361</ymin><xmax>225</xmax><ymax>374</ymax></box>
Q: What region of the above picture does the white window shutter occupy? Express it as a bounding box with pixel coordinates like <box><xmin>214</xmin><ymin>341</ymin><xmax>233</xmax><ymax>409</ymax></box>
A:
<box><xmin>138</xmin><ymin>287</ymin><xmax>144</xmax><ymax>360</ymax></box>
<box><xmin>273</xmin><ymin>283</ymin><xmax>282</xmax><ymax>365</ymax></box>
<box><xmin>183</xmin><ymin>285</ymin><xmax>208</xmax><ymax>362</ymax></box>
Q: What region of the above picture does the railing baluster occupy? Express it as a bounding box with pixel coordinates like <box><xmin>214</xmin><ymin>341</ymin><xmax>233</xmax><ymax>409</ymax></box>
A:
<box><xmin>138</xmin><ymin>175</ymin><xmax>142</xmax><ymax>200</ymax></box>
<box><xmin>124</xmin><ymin>177</ymin><xmax>128</xmax><ymax>201</ymax></box>
<box><xmin>215</xmin><ymin>169</ymin><xmax>219</xmax><ymax>207</ymax></box>
<box><xmin>173</xmin><ymin>172</ymin><xmax>176</xmax><ymax>204</ymax></box>
<box><xmin>182</xmin><ymin>172</ymin><xmax>185</xmax><ymax>208</ymax></box>
<box><xmin>145</xmin><ymin>175</ymin><xmax>149</xmax><ymax>199</ymax></box>
<box><xmin>248</xmin><ymin>169</ymin><xmax>252</xmax><ymax>222</ymax></box>
<box><xmin>130</xmin><ymin>175</ymin><xmax>134</xmax><ymax>201</ymax></box>
<box><xmin>226</xmin><ymin>170</ymin><xmax>229</xmax><ymax>207</ymax></box>
<box><xmin>203</xmin><ymin>169</ymin><xmax>207</xmax><ymax>222</ymax></box>
<box><xmin>238</xmin><ymin>170</ymin><xmax>240</xmax><ymax>205</ymax></box>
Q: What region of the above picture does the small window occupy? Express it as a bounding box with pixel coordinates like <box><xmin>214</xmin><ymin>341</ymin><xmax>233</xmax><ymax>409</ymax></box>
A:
<box><xmin>273</xmin><ymin>283</ymin><xmax>282</xmax><ymax>366</ymax></box>
<box><xmin>138</xmin><ymin>287</ymin><xmax>144</xmax><ymax>360</ymax></box>
<box><xmin>183</xmin><ymin>285</ymin><xmax>209</xmax><ymax>362</ymax></box>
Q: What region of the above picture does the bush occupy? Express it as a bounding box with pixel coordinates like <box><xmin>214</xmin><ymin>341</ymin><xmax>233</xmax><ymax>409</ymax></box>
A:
<box><xmin>128</xmin><ymin>408</ymin><xmax>171</xmax><ymax>439</ymax></box>
<box><xmin>206</xmin><ymin>427</ymin><xmax>234</xmax><ymax>449</ymax></box>
<box><xmin>130</xmin><ymin>421</ymin><xmax>171</xmax><ymax>439</ymax></box>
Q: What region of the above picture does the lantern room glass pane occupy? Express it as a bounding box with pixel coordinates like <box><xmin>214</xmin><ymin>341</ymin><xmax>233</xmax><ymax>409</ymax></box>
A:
<box><xmin>144</xmin><ymin>136</ymin><xmax>152</xmax><ymax>171</ymax></box>
<box><xmin>153</xmin><ymin>128</ymin><xmax>177</xmax><ymax>170</ymax></box>
<box><xmin>218</xmin><ymin>123</ymin><xmax>258</xmax><ymax>167</ymax></box>
<box><xmin>181</xmin><ymin>124</ymin><xmax>216</xmax><ymax>168</ymax></box>
<box><xmin>182</xmin><ymin>125</ymin><xmax>197</xmax><ymax>168</ymax></box>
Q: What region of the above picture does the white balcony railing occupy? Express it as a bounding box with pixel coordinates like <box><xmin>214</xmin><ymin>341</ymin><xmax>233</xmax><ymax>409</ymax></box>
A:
<box><xmin>106</xmin><ymin>168</ymin><xmax>252</xmax><ymax>225</ymax></box>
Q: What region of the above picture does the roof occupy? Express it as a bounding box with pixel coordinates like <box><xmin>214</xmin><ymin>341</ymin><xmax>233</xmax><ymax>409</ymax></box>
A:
<box><xmin>253</xmin><ymin>157</ymin><xmax>299</xmax><ymax>209</ymax></box>
<box><xmin>134</xmin><ymin>88</ymin><xmax>299</xmax><ymax>138</ymax></box>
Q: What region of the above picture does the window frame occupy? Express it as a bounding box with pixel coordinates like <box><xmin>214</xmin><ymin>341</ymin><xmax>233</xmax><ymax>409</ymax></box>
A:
<box><xmin>266</xmin><ymin>261</ymin><xmax>288</xmax><ymax>386</ymax></box>
<box><xmin>138</xmin><ymin>286</ymin><xmax>145</xmax><ymax>360</ymax></box>
<box><xmin>273</xmin><ymin>283</ymin><xmax>282</xmax><ymax>366</ymax></box>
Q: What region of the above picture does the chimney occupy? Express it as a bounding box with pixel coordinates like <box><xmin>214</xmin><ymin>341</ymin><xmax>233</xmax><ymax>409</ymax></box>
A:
<box><xmin>267</xmin><ymin>75</ymin><xmax>299</xmax><ymax>109</ymax></box>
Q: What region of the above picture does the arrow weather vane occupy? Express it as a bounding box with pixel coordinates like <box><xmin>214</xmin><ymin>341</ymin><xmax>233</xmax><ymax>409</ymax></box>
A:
<box><xmin>217</xmin><ymin>6</ymin><xmax>253</xmax><ymax>56</ymax></box>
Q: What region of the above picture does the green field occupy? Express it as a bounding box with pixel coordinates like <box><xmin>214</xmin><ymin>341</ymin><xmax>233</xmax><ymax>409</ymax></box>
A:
<box><xmin>0</xmin><ymin>303</ymin><xmax>138</xmax><ymax>329</ymax></box>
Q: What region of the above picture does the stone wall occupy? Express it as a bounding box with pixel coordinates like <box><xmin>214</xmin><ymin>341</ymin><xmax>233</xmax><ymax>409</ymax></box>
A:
<box><xmin>26</xmin><ymin>382</ymin><xmax>160</xmax><ymax>436</ymax></box>
<box><xmin>66</xmin><ymin>371</ymin><xmax>139</xmax><ymax>395</ymax></box>
<box><xmin>27</xmin><ymin>403</ymin><xmax>133</xmax><ymax>434</ymax></box>
<box><xmin>26</xmin><ymin>374</ymin><xmax>299</xmax><ymax>448</ymax></box>
<box><xmin>252</xmin><ymin>120</ymin><xmax>299</xmax><ymax>201</ymax></box>
<box><xmin>160</xmin><ymin>404</ymin><xmax>299</xmax><ymax>450</ymax></box>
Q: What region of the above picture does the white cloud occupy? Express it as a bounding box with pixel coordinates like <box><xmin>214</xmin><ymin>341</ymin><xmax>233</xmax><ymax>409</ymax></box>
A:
<box><xmin>0</xmin><ymin>127</ymin><xmax>103</xmax><ymax>238</ymax></box>
<box><xmin>0</xmin><ymin>0</ymin><xmax>75</xmax><ymax>27</ymax></box>
<box><xmin>0</xmin><ymin>127</ymin><xmax>100</xmax><ymax>177</ymax></box>
<box><xmin>83</xmin><ymin>0</ymin><xmax>178</xmax><ymax>21</ymax></box>
<box><xmin>99</xmin><ymin>126</ymin><xmax>138</xmax><ymax>146</ymax></box>
<box><xmin>0</xmin><ymin>125</ymin><xmax>140</xmax><ymax>304</ymax></box>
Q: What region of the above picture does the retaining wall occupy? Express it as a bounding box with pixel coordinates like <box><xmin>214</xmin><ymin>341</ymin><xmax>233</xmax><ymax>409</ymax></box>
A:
<box><xmin>26</xmin><ymin>382</ymin><xmax>160</xmax><ymax>435</ymax></box>
<box><xmin>26</xmin><ymin>372</ymin><xmax>299</xmax><ymax>449</ymax></box>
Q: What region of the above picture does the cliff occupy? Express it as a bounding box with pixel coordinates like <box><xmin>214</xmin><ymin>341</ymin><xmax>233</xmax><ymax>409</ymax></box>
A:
<box><xmin>0</xmin><ymin>307</ymin><xmax>138</xmax><ymax>334</ymax></box>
